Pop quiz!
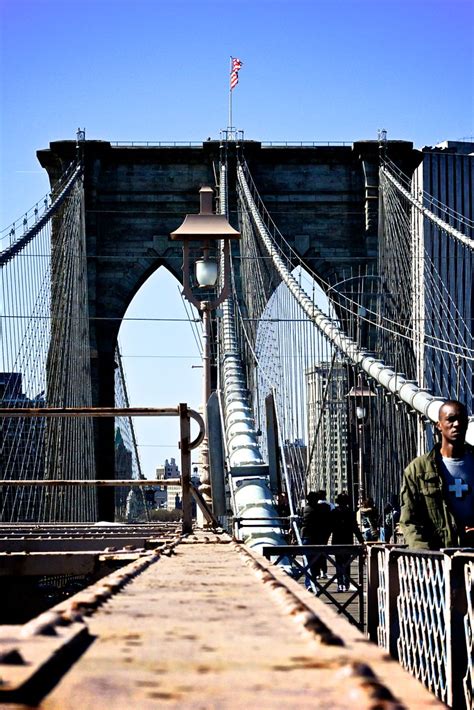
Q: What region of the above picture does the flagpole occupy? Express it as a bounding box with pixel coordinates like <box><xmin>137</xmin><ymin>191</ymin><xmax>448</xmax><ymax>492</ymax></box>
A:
<box><xmin>228</xmin><ymin>55</ymin><xmax>233</xmax><ymax>137</ymax></box>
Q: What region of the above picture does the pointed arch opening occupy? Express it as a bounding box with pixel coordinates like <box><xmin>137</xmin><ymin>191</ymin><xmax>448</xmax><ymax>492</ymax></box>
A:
<box><xmin>116</xmin><ymin>266</ymin><xmax>202</xmax><ymax>482</ymax></box>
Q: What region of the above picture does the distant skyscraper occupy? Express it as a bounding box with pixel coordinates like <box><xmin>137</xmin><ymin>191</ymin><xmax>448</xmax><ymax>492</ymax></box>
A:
<box><xmin>114</xmin><ymin>427</ymin><xmax>134</xmax><ymax>519</ymax></box>
<box><xmin>0</xmin><ymin>372</ymin><xmax>45</xmax><ymax>521</ymax></box>
<box><xmin>156</xmin><ymin>457</ymin><xmax>181</xmax><ymax>511</ymax></box>
<box><xmin>412</xmin><ymin>142</ymin><xmax>474</xmax><ymax>414</ymax></box>
<box><xmin>306</xmin><ymin>362</ymin><xmax>349</xmax><ymax>501</ymax></box>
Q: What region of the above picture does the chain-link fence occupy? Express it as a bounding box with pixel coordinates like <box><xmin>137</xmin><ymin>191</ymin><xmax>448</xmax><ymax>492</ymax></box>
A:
<box><xmin>368</xmin><ymin>546</ymin><xmax>474</xmax><ymax>708</ymax></box>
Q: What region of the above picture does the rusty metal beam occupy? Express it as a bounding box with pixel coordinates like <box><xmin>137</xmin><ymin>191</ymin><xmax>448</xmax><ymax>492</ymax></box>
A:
<box><xmin>0</xmin><ymin>479</ymin><xmax>181</xmax><ymax>487</ymax></box>
<box><xmin>0</xmin><ymin>404</ymin><xmax>205</xmax><ymax>535</ymax></box>
<box><xmin>0</xmin><ymin>531</ymin><xmax>441</xmax><ymax>708</ymax></box>
<box><xmin>0</xmin><ymin>405</ymin><xmax>205</xmax><ymax>450</ymax></box>
<box><xmin>0</xmin><ymin>524</ymin><xmax>180</xmax><ymax>532</ymax></box>
<box><xmin>0</xmin><ymin>621</ymin><xmax>90</xmax><ymax>703</ymax></box>
<box><xmin>0</xmin><ymin>551</ymin><xmax>143</xmax><ymax>576</ymax></box>
<box><xmin>190</xmin><ymin>482</ymin><xmax>220</xmax><ymax>527</ymax></box>
<box><xmin>0</xmin><ymin>538</ymin><xmax>171</xmax><ymax>553</ymax></box>
<box><xmin>0</xmin><ymin>406</ymin><xmax>179</xmax><ymax>417</ymax></box>
<box><xmin>0</xmin><ymin>522</ymin><xmax>182</xmax><ymax>553</ymax></box>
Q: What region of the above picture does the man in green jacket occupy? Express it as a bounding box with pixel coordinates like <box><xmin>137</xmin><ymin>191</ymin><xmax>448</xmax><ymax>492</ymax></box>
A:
<box><xmin>400</xmin><ymin>400</ymin><xmax>474</xmax><ymax>549</ymax></box>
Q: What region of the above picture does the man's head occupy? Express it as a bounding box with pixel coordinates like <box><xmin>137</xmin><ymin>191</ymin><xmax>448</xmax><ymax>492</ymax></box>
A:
<box><xmin>436</xmin><ymin>400</ymin><xmax>468</xmax><ymax>452</ymax></box>
<box><xmin>307</xmin><ymin>490</ymin><xmax>328</xmax><ymax>506</ymax></box>
<box><xmin>336</xmin><ymin>492</ymin><xmax>351</xmax><ymax>507</ymax></box>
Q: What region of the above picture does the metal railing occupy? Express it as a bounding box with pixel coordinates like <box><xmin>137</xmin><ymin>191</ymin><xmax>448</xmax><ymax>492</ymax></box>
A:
<box><xmin>0</xmin><ymin>404</ymin><xmax>206</xmax><ymax>532</ymax></box>
<box><xmin>368</xmin><ymin>545</ymin><xmax>474</xmax><ymax>708</ymax></box>
<box><xmin>263</xmin><ymin>544</ymin><xmax>365</xmax><ymax>630</ymax></box>
<box><xmin>0</xmin><ymin>161</ymin><xmax>79</xmax><ymax>251</ymax></box>
<box><xmin>261</xmin><ymin>141</ymin><xmax>351</xmax><ymax>147</ymax></box>
<box><xmin>110</xmin><ymin>141</ymin><xmax>204</xmax><ymax>147</ymax></box>
<box><xmin>108</xmin><ymin>140</ymin><xmax>352</xmax><ymax>148</ymax></box>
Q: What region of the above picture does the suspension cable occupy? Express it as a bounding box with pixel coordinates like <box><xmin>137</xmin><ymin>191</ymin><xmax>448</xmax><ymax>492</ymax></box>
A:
<box><xmin>237</xmin><ymin>161</ymin><xmax>447</xmax><ymax>426</ymax></box>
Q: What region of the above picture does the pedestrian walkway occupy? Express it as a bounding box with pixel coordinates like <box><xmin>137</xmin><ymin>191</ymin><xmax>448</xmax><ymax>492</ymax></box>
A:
<box><xmin>3</xmin><ymin>531</ymin><xmax>441</xmax><ymax>709</ymax></box>
<box><xmin>302</xmin><ymin>557</ymin><xmax>367</xmax><ymax>629</ymax></box>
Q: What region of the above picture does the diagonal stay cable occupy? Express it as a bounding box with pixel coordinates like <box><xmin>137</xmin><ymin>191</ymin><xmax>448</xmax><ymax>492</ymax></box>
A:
<box><xmin>0</xmin><ymin>164</ymin><xmax>82</xmax><ymax>266</ymax></box>
<box><xmin>380</xmin><ymin>163</ymin><xmax>474</xmax><ymax>249</ymax></box>
<box><xmin>237</xmin><ymin>161</ymin><xmax>451</xmax><ymax>427</ymax></box>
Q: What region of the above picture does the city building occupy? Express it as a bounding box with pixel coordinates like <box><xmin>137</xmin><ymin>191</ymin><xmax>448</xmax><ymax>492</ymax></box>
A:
<box><xmin>411</xmin><ymin>142</ymin><xmax>474</xmax><ymax>417</ymax></box>
<box><xmin>153</xmin><ymin>459</ymin><xmax>201</xmax><ymax>513</ymax></box>
<box><xmin>306</xmin><ymin>362</ymin><xmax>349</xmax><ymax>501</ymax></box>
<box><xmin>0</xmin><ymin>372</ymin><xmax>45</xmax><ymax>521</ymax></box>
<box><xmin>114</xmin><ymin>427</ymin><xmax>134</xmax><ymax>519</ymax></box>
<box><xmin>156</xmin><ymin>457</ymin><xmax>181</xmax><ymax>511</ymax></box>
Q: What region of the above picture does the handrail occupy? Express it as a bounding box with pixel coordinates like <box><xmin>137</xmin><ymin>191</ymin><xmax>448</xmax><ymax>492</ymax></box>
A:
<box><xmin>0</xmin><ymin>479</ymin><xmax>182</xmax><ymax>487</ymax></box>
<box><xmin>261</xmin><ymin>141</ymin><xmax>351</xmax><ymax>147</ymax></box>
<box><xmin>110</xmin><ymin>141</ymin><xmax>204</xmax><ymax>147</ymax></box>
<box><xmin>0</xmin><ymin>405</ymin><xmax>205</xmax><ymax>450</ymax></box>
<box><xmin>0</xmin><ymin>404</ymin><xmax>205</xmax><ymax>533</ymax></box>
<box><xmin>108</xmin><ymin>140</ymin><xmax>352</xmax><ymax>147</ymax></box>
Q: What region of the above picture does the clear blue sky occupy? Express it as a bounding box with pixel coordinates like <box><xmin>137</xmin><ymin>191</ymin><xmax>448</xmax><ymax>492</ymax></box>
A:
<box><xmin>1</xmin><ymin>0</ymin><xmax>473</xmax><ymax>477</ymax></box>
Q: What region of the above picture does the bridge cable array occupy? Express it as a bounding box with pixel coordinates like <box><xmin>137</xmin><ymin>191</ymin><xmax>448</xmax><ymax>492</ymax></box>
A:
<box><xmin>234</xmin><ymin>155</ymin><xmax>473</xmax><ymax>512</ymax></box>
<box><xmin>1</xmin><ymin>164</ymin><xmax>147</xmax><ymax>523</ymax></box>
<box><xmin>237</xmin><ymin>161</ymin><xmax>447</xmax><ymax>422</ymax></box>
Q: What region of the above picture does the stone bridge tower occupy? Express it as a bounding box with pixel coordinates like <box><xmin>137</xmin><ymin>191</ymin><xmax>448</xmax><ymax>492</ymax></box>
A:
<box><xmin>38</xmin><ymin>138</ymin><xmax>419</xmax><ymax>518</ymax></box>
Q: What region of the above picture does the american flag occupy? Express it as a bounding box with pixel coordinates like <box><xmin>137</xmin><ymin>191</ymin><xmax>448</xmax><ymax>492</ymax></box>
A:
<box><xmin>230</xmin><ymin>57</ymin><xmax>243</xmax><ymax>90</ymax></box>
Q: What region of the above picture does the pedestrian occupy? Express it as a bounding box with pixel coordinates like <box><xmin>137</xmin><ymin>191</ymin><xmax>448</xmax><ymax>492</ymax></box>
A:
<box><xmin>277</xmin><ymin>490</ymin><xmax>290</xmax><ymax>518</ymax></box>
<box><xmin>302</xmin><ymin>490</ymin><xmax>332</xmax><ymax>584</ymax></box>
<box><xmin>400</xmin><ymin>399</ymin><xmax>474</xmax><ymax>549</ymax></box>
<box><xmin>380</xmin><ymin>502</ymin><xmax>398</xmax><ymax>542</ymax></box>
<box><xmin>331</xmin><ymin>492</ymin><xmax>364</xmax><ymax>591</ymax></box>
<box><xmin>359</xmin><ymin>496</ymin><xmax>380</xmax><ymax>542</ymax></box>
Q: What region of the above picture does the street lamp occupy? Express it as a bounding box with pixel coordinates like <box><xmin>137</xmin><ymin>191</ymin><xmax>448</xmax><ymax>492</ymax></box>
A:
<box><xmin>346</xmin><ymin>375</ymin><xmax>375</xmax><ymax>509</ymax></box>
<box><xmin>171</xmin><ymin>187</ymin><xmax>240</xmax><ymax>515</ymax></box>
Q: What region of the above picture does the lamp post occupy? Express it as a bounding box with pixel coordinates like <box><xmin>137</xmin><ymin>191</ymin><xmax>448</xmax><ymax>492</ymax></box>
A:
<box><xmin>346</xmin><ymin>375</ymin><xmax>375</xmax><ymax>509</ymax></box>
<box><xmin>355</xmin><ymin>404</ymin><xmax>367</xmax><ymax>507</ymax></box>
<box><xmin>170</xmin><ymin>187</ymin><xmax>240</xmax><ymax>518</ymax></box>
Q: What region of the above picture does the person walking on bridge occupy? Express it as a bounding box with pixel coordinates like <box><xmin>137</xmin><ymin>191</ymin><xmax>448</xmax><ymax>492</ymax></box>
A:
<box><xmin>331</xmin><ymin>492</ymin><xmax>364</xmax><ymax>592</ymax></box>
<box><xmin>358</xmin><ymin>497</ymin><xmax>380</xmax><ymax>542</ymax></box>
<box><xmin>400</xmin><ymin>400</ymin><xmax>474</xmax><ymax>549</ymax></box>
<box><xmin>302</xmin><ymin>490</ymin><xmax>332</xmax><ymax>583</ymax></box>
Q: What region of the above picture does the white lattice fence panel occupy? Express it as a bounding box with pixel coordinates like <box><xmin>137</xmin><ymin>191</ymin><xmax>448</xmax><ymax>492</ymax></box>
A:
<box><xmin>464</xmin><ymin>561</ymin><xmax>474</xmax><ymax>709</ymax></box>
<box><xmin>376</xmin><ymin>548</ymin><xmax>388</xmax><ymax>649</ymax></box>
<box><xmin>396</xmin><ymin>554</ymin><xmax>450</xmax><ymax>705</ymax></box>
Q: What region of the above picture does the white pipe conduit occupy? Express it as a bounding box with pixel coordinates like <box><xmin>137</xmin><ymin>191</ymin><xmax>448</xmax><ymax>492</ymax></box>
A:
<box><xmin>218</xmin><ymin>163</ymin><xmax>290</xmax><ymax>557</ymax></box>
<box><xmin>221</xmin><ymin>324</ymin><xmax>289</xmax><ymax>556</ymax></box>
<box><xmin>237</xmin><ymin>163</ymin><xmax>474</xmax><ymax>444</ymax></box>
<box><xmin>220</xmin><ymin>301</ymin><xmax>268</xmax><ymax>470</ymax></box>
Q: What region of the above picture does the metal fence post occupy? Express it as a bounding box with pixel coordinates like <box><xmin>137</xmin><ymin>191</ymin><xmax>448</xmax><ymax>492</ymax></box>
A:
<box><xmin>179</xmin><ymin>403</ymin><xmax>192</xmax><ymax>534</ymax></box>
<box><xmin>366</xmin><ymin>546</ymin><xmax>379</xmax><ymax>642</ymax></box>
<box><xmin>462</xmin><ymin>559</ymin><xmax>474</xmax><ymax>709</ymax></box>
<box><xmin>386</xmin><ymin>548</ymin><xmax>400</xmax><ymax>659</ymax></box>
<box><xmin>449</xmin><ymin>553</ymin><xmax>468</xmax><ymax>709</ymax></box>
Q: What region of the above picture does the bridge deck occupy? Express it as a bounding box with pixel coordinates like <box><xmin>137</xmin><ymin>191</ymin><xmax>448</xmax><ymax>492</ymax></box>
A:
<box><xmin>2</xmin><ymin>530</ymin><xmax>440</xmax><ymax>709</ymax></box>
